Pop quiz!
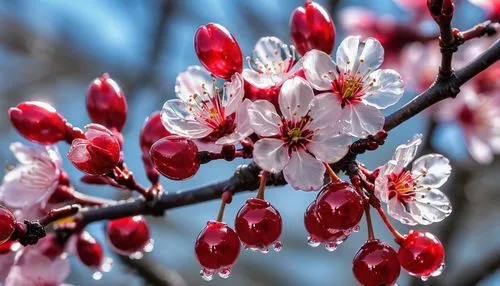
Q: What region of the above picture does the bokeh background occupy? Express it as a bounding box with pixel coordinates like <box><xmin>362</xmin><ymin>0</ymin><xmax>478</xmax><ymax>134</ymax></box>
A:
<box><xmin>0</xmin><ymin>0</ymin><xmax>499</xmax><ymax>285</ymax></box>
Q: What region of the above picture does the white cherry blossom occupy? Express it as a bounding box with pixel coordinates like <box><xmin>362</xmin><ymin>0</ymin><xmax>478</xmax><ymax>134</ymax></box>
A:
<box><xmin>248</xmin><ymin>77</ymin><xmax>350</xmax><ymax>191</ymax></box>
<box><xmin>0</xmin><ymin>143</ymin><xmax>61</xmax><ymax>210</ymax></box>
<box><xmin>161</xmin><ymin>66</ymin><xmax>252</xmax><ymax>151</ymax></box>
<box><xmin>303</xmin><ymin>36</ymin><xmax>404</xmax><ymax>138</ymax></box>
<box><xmin>374</xmin><ymin>135</ymin><xmax>452</xmax><ymax>225</ymax></box>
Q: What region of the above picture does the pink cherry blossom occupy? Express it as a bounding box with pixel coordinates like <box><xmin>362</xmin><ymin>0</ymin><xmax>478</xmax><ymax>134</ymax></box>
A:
<box><xmin>5</xmin><ymin>247</ymin><xmax>70</xmax><ymax>286</ymax></box>
<box><xmin>0</xmin><ymin>242</ymin><xmax>21</xmax><ymax>282</ymax></box>
<box><xmin>0</xmin><ymin>143</ymin><xmax>61</xmax><ymax>210</ymax></box>
<box><xmin>161</xmin><ymin>66</ymin><xmax>252</xmax><ymax>151</ymax></box>
<box><xmin>248</xmin><ymin>77</ymin><xmax>350</xmax><ymax>191</ymax></box>
<box><xmin>436</xmin><ymin>86</ymin><xmax>500</xmax><ymax>164</ymax></box>
<box><xmin>303</xmin><ymin>36</ymin><xmax>404</xmax><ymax>138</ymax></box>
<box><xmin>374</xmin><ymin>135</ymin><xmax>452</xmax><ymax>225</ymax></box>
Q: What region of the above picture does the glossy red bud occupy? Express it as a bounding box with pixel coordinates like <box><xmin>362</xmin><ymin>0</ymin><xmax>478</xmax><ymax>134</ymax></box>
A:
<box><xmin>77</xmin><ymin>231</ymin><xmax>104</xmax><ymax>269</ymax></box>
<box><xmin>86</xmin><ymin>73</ymin><xmax>127</xmax><ymax>131</ymax></box>
<box><xmin>150</xmin><ymin>136</ymin><xmax>200</xmax><ymax>180</ymax></box>
<box><xmin>194</xmin><ymin>23</ymin><xmax>243</xmax><ymax>80</ymax></box>
<box><xmin>0</xmin><ymin>207</ymin><xmax>16</xmax><ymax>245</ymax></box>
<box><xmin>290</xmin><ymin>1</ymin><xmax>336</xmax><ymax>56</ymax></box>
<box><xmin>8</xmin><ymin>101</ymin><xmax>67</xmax><ymax>144</ymax></box>
<box><xmin>140</xmin><ymin>111</ymin><xmax>172</xmax><ymax>154</ymax></box>
<box><xmin>67</xmin><ymin>124</ymin><xmax>121</xmax><ymax>175</ymax></box>
<box><xmin>107</xmin><ymin>216</ymin><xmax>150</xmax><ymax>255</ymax></box>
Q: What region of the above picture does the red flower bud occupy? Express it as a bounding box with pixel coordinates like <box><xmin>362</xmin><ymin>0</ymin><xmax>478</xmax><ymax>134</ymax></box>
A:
<box><xmin>194</xmin><ymin>23</ymin><xmax>243</xmax><ymax>80</ymax></box>
<box><xmin>150</xmin><ymin>136</ymin><xmax>200</xmax><ymax>180</ymax></box>
<box><xmin>77</xmin><ymin>231</ymin><xmax>104</xmax><ymax>269</ymax></box>
<box><xmin>140</xmin><ymin>111</ymin><xmax>172</xmax><ymax>154</ymax></box>
<box><xmin>290</xmin><ymin>1</ymin><xmax>336</xmax><ymax>56</ymax></box>
<box><xmin>67</xmin><ymin>124</ymin><xmax>121</xmax><ymax>175</ymax></box>
<box><xmin>0</xmin><ymin>207</ymin><xmax>16</xmax><ymax>245</ymax></box>
<box><xmin>8</xmin><ymin>101</ymin><xmax>67</xmax><ymax>144</ymax></box>
<box><xmin>107</xmin><ymin>216</ymin><xmax>150</xmax><ymax>255</ymax></box>
<box><xmin>86</xmin><ymin>74</ymin><xmax>127</xmax><ymax>131</ymax></box>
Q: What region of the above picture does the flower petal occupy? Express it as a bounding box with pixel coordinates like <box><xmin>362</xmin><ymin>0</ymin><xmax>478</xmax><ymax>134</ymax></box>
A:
<box><xmin>308</xmin><ymin>129</ymin><xmax>350</xmax><ymax>163</ymax></box>
<box><xmin>222</xmin><ymin>73</ymin><xmax>244</xmax><ymax>116</ymax></box>
<box><xmin>216</xmin><ymin>99</ymin><xmax>253</xmax><ymax>145</ymax></box>
<box><xmin>374</xmin><ymin>172</ymin><xmax>390</xmax><ymax>202</ymax></box>
<box><xmin>161</xmin><ymin>99</ymin><xmax>213</xmax><ymax>138</ymax></box>
<box><xmin>336</xmin><ymin>36</ymin><xmax>384</xmax><ymax>76</ymax></box>
<box><xmin>387</xmin><ymin>198</ymin><xmax>418</xmax><ymax>225</ymax></box>
<box><xmin>308</xmin><ymin>93</ymin><xmax>343</xmax><ymax>130</ymax></box>
<box><xmin>357</xmin><ymin>37</ymin><xmax>384</xmax><ymax>76</ymax></box>
<box><xmin>175</xmin><ymin>65</ymin><xmax>214</xmax><ymax>101</ymax></box>
<box><xmin>243</xmin><ymin>69</ymin><xmax>284</xmax><ymax>89</ymax></box>
<box><xmin>412</xmin><ymin>154</ymin><xmax>451</xmax><ymax>188</ymax></box>
<box><xmin>278</xmin><ymin>77</ymin><xmax>314</xmax><ymax>121</ymax></box>
<box><xmin>249</xmin><ymin>36</ymin><xmax>294</xmax><ymax>75</ymax></box>
<box><xmin>248</xmin><ymin>100</ymin><xmax>282</xmax><ymax>136</ymax></box>
<box><xmin>363</xmin><ymin>69</ymin><xmax>404</xmax><ymax>109</ymax></box>
<box><xmin>343</xmin><ymin>103</ymin><xmax>385</xmax><ymax>137</ymax></box>
<box><xmin>336</xmin><ymin>36</ymin><xmax>361</xmax><ymax>74</ymax></box>
<box><xmin>303</xmin><ymin>50</ymin><xmax>337</xmax><ymax>91</ymax></box>
<box><xmin>412</xmin><ymin>188</ymin><xmax>452</xmax><ymax>224</ymax></box>
<box><xmin>283</xmin><ymin>149</ymin><xmax>325</xmax><ymax>191</ymax></box>
<box><xmin>253</xmin><ymin>138</ymin><xmax>289</xmax><ymax>173</ymax></box>
<box><xmin>466</xmin><ymin>132</ymin><xmax>495</xmax><ymax>164</ymax></box>
<box><xmin>391</xmin><ymin>134</ymin><xmax>423</xmax><ymax>170</ymax></box>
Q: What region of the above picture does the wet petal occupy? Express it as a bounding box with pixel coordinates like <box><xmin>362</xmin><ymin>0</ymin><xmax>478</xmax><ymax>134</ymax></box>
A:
<box><xmin>357</xmin><ymin>37</ymin><xmax>384</xmax><ymax>76</ymax></box>
<box><xmin>308</xmin><ymin>93</ymin><xmax>343</xmax><ymax>130</ymax></box>
<box><xmin>161</xmin><ymin>99</ymin><xmax>213</xmax><ymax>138</ymax></box>
<box><xmin>253</xmin><ymin>138</ymin><xmax>290</xmax><ymax>173</ymax></box>
<box><xmin>364</xmin><ymin>69</ymin><xmax>404</xmax><ymax>109</ymax></box>
<box><xmin>249</xmin><ymin>36</ymin><xmax>294</xmax><ymax>75</ymax></box>
<box><xmin>343</xmin><ymin>103</ymin><xmax>385</xmax><ymax>137</ymax></box>
<box><xmin>412</xmin><ymin>154</ymin><xmax>451</xmax><ymax>188</ymax></box>
<box><xmin>336</xmin><ymin>36</ymin><xmax>361</xmax><ymax>74</ymax></box>
<box><xmin>374</xmin><ymin>173</ymin><xmax>390</xmax><ymax>202</ymax></box>
<box><xmin>222</xmin><ymin>73</ymin><xmax>244</xmax><ymax>116</ymax></box>
<box><xmin>283</xmin><ymin>149</ymin><xmax>325</xmax><ymax>191</ymax></box>
<box><xmin>278</xmin><ymin>77</ymin><xmax>314</xmax><ymax>121</ymax></box>
<box><xmin>242</xmin><ymin>69</ymin><xmax>285</xmax><ymax>89</ymax></box>
<box><xmin>391</xmin><ymin>134</ymin><xmax>423</xmax><ymax>170</ymax></box>
<box><xmin>387</xmin><ymin>198</ymin><xmax>418</xmax><ymax>225</ymax></box>
<box><xmin>175</xmin><ymin>65</ymin><xmax>214</xmax><ymax>102</ymax></box>
<box><xmin>412</xmin><ymin>188</ymin><xmax>452</xmax><ymax>224</ymax></box>
<box><xmin>248</xmin><ymin>100</ymin><xmax>282</xmax><ymax>136</ymax></box>
<box><xmin>308</xmin><ymin>129</ymin><xmax>350</xmax><ymax>163</ymax></box>
<box><xmin>303</xmin><ymin>50</ymin><xmax>337</xmax><ymax>91</ymax></box>
<box><xmin>216</xmin><ymin>99</ymin><xmax>253</xmax><ymax>145</ymax></box>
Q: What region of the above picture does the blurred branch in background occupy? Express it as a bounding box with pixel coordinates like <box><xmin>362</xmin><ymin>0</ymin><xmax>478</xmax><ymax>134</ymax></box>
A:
<box><xmin>119</xmin><ymin>254</ymin><xmax>187</xmax><ymax>286</ymax></box>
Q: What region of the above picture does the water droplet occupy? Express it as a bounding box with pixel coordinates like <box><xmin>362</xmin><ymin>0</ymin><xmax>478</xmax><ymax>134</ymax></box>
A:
<box><xmin>60</xmin><ymin>252</ymin><xmax>69</xmax><ymax>259</ymax></box>
<box><xmin>92</xmin><ymin>271</ymin><xmax>103</xmax><ymax>280</ymax></box>
<box><xmin>143</xmin><ymin>239</ymin><xmax>154</xmax><ymax>253</ymax></box>
<box><xmin>259</xmin><ymin>247</ymin><xmax>269</xmax><ymax>254</ymax></box>
<box><xmin>431</xmin><ymin>263</ymin><xmax>445</xmax><ymax>277</ymax></box>
<box><xmin>324</xmin><ymin>241</ymin><xmax>338</xmax><ymax>252</ymax></box>
<box><xmin>129</xmin><ymin>251</ymin><xmax>143</xmax><ymax>260</ymax></box>
<box><xmin>420</xmin><ymin>276</ymin><xmax>429</xmax><ymax>281</ymax></box>
<box><xmin>307</xmin><ymin>236</ymin><xmax>320</xmax><ymax>247</ymax></box>
<box><xmin>273</xmin><ymin>241</ymin><xmax>282</xmax><ymax>252</ymax></box>
<box><xmin>200</xmin><ymin>268</ymin><xmax>214</xmax><ymax>281</ymax></box>
<box><xmin>352</xmin><ymin>225</ymin><xmax>360</xmax><ymax>232</ymax></box>
<box><xmin>218</xmin><ymin>268</ymin><xmax>231</xmax><ymax>279</ymax></box>
<box><xmin>101</xmin><ymin>257</ymin><xmax>113</xmax><ymax>273</ymax></box>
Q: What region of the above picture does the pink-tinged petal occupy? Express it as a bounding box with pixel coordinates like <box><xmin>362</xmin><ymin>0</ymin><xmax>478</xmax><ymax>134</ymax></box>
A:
<box><xmin>249</xmin><ymin>37</ymin><xmax>294</xmax><ymax>75</ymax></box>
<box><xmin>303</xmin><ymin>50</ymin><xmax>337</xmax><ymax>91</ymax></box>
<box><xmin>391</xmin><ymin>134</ymin><xmax>422</xmax><ymax>170</ymax></box>
<box><xmin>466</xmin><ymin>132</ymin><xmax>495</xmax><ymax>164</ymax></box>
<box><xmin>308</xmin><ymin>93</ymin><xmax>343</xmax><ymax>130</ymax></box>
<box><xmin>161</xmin><ymin>99</ymin><xmax>213</xmax><ymax>138</ymax></box>
<box><xmin>242</xmin><ymin>69</ymin><xmax>285</xmax><ymax>89</ymax></box>
<box><xmin>9</xmin><ymin>143</ymin><xmax>42</xmax><ymax>165</ymax></box>
<box><xmin>253</xmin><ymin>138</ymin><xmax>289</xmax><ymax>173</ymax></box>
<box><xmin>308</xmin><ymin>129</ymin><xmax>350</xmax><ymax>163</ymax></box>
<box><xmin>13</xmin><ymin>204</ymin><xmax>46</xmax><ymax>221</ymax></box>
<box><xmin>374</xmin><ymin>173</ymin><xmax>390</xmax><ymax>202</ymax></box>
<box><xmin>283</xmin><ymin>149</ymin><xmax>325</xmax><ymax>191</ymax></box>
<box><xmin>412</xmin><ymin>154</ymin><xmax>451</xmax><ymax>188</ymax></box>
<box><xmin>412</xmin><ymin>188</ymin><xmax>452</xmax><ymax>224</ymax></box>
<box><xmin>248</xmin><ymin>100</ymin><xmax>281</xmax><ymax>136</ymax></box>
<box><xmin>222</xmin><ymin>73</ymin><xmax>244</xmax><ymax>116</ymax></box>
<box><xmin>0</xmin><ymin>252</ymin><xmax>16</xmax><ymax>282</ymax></box>
<box><xmin>217</xmin><ymin>99</ymin><xmax>253</xmax><ymax>145</ymax></box>
<box><xmin>278</xmin><ymin>77</ymin><xmax>314</xmax><ymax>121</ymax></box>
<box><xmin>356</xmin><ymin>37</ymin><xmax>384</xmax><ymax>76</ymax></box>
<box><xmin>344</xmin><ymin>103</ymin><xmax>385</xmax><ymax>137</ymax></box>
<box><xmin>336</xmin><ymin>36</ymin><xmax>361</xmax><ymax>74</ymax></box>
<box><xmin>363</xmin><ymin>69</ymin><xmax>404</xmax><ymax>109</ymax></box>
<box><xmin>194</xmin><ymin>140</ymin><xmax>223</xmax><ymax>153</ymax></box>
<box><xmin>387</xmin><ymin>198</ymin><xmax>418</xmax><ymax>225</ymax></box>
<box><xmin>175</xmin><ymin>65</ymin><xmax>214</xmax><ymax>102</ymax></box>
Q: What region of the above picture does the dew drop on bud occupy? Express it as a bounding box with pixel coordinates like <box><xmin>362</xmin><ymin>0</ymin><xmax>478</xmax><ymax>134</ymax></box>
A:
<box><xmin>307</xmin><ymin>236</ymin><xmax>321</xmax><ymax>248</ymax></box>
<box><xmin>200</xmin><ymin>268</ymin><xmax>214</xmax><ymax>281</ymax></box>
<box><xmin>92</xmin><ymin>271</ymin><xmax>103</xmax><ymax>281</ymax></box>
<box><xmin>273</xmin><ymin>241</ymin><xmax>282</xmax><ymax>252</ymax></box>
<box><xmin>324</xmin><ymin>241</ymin><xmax>338</xmax><ymax>252</ymax></box>
<box><xmin>143</xmin><ymin>239</ymin><xmax>154</xmax><ymax>253</ymax></box>
<box><xmin>218</xmin><ymin>268</ymin><xmax>232</xmax><ymax>279</ymax></box>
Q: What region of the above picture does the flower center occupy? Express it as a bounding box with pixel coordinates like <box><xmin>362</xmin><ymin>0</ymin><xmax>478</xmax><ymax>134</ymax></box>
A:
<box><xmin>280</xmin><ymin>116</ymin><xmax>314</xmax><ymax>152</ymax></box>
<box><xmin>287</xmin><ymin>128</ymin><xmax>303</xmax><ymax>142</ymax></box>
<box><xmin>387</xmin><ymin>170</ymin><xmax>416</xmax><ymax>201</ymax></box>
<box><xmin>332</xmin><ymin>74</ymin><xmax>364</xmax><ymax>106</ymax></box>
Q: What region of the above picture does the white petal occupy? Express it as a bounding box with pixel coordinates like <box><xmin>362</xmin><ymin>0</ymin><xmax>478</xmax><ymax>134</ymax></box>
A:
<box><xmin>363</xmin><ymin>69</ymin><xmax>404</xmax><ymax>109</ymax></box>
<box><xmin>216</xmin><ymin>99</ymin><xmax>253</xmax><ymax>145</ymax></box>
<box><xmin>412</xmin><ymin>154</ymin><xmax>451</xmax><ymax>188</ymax></box>
<box><xmin>175</xmin><ymin>65</ymin><xmax>214</xmax><ymax>101</ymax></box>
<box><xmin>283</xmin><ymin>149</ymin><xmax>325</xmax><ymax>191</ymax></box>
<box><xmin>161</xmin><ymin>99</ymin><xmax>213</xmax><ymax>138</ymax></box>
<box><xmin>249</xmin><ymin>36</ymin><xmax>294</xmax><ymax>75</ymax></box>
<box><xmin>253</xmin><ymin>138</ymin><xmax>290</xmax><ymax>173</ymax></box>
<box><xmin>308</xmin><ymin>93</ymin><xmax>343</xmax><ymax>130</ymax></box>
<box><xmin>278</xmin><ymin>77</ymin><xmax>314</xmax><ymax>121</ymax></box>
<box><xmin>391</xmin><ymin>134</ymin><xmax>422</xmax><ymax>169</ymax></box>
<box><xmin>374</xmin><ymin>171</ymin><xmax>390</xmax><ymax>202</ymax></box>
<box><xmin>387</xmin><ymin>198</ymin><xmax>418</xmax><ymax>225</ymax></box>
<box><xmin>222</xmin><ymin>73</ymin><xmax>244</xmax><ymax>116</ymax></box>
<box><xmin>303</xmin><ymin>50</ymin><xmax>337</xmax><ymax>91</ymax></box>
<box><xmin>243</xmin><ymin>69</ymin><xmax>284</xmax><ymax>89</ymax></box>
<box><xmin>357</xmin><ymin>37</ymin><xmax>384</xmax><ymax>76</ymax></box>
<box><xmin>344</xmin><ymin>103</ymin><xmax>385</xmax><ymax>137</ymax></box>
<box><xmin>466</xmin><ymin>132</ymin><xmax>494</xmax><ymax>164</ymax></box>
<box><xmin>308</xmin><ymin>129</ymin><xmax>350</xmax><ymax>163</ymax></box>
<box><xmin>412</xmin><ymin>188</ymin><xmax>452</xmax><ymax>224</ymax></box>
<box><xmin>194</xmin><ymin>140</ymin><xmax>223</xmax><ymax>153</ymax></box>
<box><xmin>247</xmin><ymin>100</ymin><xmax>282</xmax><ymax>136</ymax></box>
<box><xmin>336</xmin><ymin>36</ymin><xmax>361</xmax><ymax>74</ymax></box>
